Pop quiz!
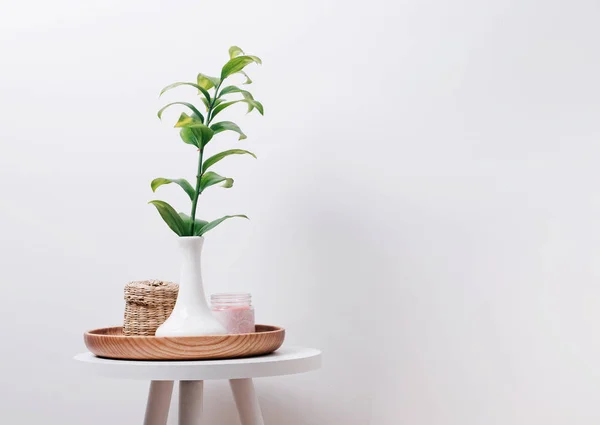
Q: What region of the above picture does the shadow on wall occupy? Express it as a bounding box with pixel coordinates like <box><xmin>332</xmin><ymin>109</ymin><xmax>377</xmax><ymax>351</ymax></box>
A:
<box><xmin>256</xmin><ymin>186</ymin><xmax>396</xmax><ymax>424</ymax></box>
<box><xmin>273</xmin><ymin>172</ymin><xmax>497</xmax><ymax>424</ymax></box>
<box><xmin>200</xmin><ymin>379</ymin><xmax>326</xmax><ymax>425</ymax></box>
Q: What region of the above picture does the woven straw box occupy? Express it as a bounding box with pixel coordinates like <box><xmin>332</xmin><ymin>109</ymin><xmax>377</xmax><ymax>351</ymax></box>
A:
<box><xmin>124</xmin><ymin>280</ymin><xmax>178</xmax><ymax>336</ymax></box>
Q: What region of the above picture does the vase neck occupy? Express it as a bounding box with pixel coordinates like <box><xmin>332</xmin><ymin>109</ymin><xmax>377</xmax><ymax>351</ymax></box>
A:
<box><xmin>174</xmin><ymin>236</ymin><xmax>208</xmax><ymax>313</ymax></box>
<box><xmin>178</xmin><ymin>236</ymin><xmax>204</xmax><ymax>253</ymax></box>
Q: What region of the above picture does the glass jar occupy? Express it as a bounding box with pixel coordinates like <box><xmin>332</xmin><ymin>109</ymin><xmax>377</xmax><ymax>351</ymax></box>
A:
<box><xmin>210</xmin><ymin>293</ymin><xmax>255</xmax><ymax>334</ymax></box>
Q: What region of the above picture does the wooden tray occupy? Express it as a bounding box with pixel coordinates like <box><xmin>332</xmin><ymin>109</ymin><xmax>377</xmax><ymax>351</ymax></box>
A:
<box><xmin>84</xmin><ymin>325</ymin><xmax>285</xmax><ymax>360</ymax></box>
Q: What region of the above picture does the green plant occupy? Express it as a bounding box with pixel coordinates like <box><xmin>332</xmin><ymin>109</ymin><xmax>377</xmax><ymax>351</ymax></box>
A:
<box><xmin>149</xmin><ymin>46</ymin><xmax>263</xmax><ymax>237</ymax></box>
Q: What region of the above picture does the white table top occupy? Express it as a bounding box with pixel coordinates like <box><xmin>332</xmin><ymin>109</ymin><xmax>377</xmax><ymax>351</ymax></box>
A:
<box><xmin>74</xmin><ymin>346</ymin><xmax>322</xmax><ymax>381</ymax></box>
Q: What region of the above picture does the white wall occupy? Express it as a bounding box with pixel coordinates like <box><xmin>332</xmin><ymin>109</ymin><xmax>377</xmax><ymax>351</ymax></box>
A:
<box><xmin>1</xmin><ymin>0</ymin><xmax>599</xmax><ymax>423</ymax></box>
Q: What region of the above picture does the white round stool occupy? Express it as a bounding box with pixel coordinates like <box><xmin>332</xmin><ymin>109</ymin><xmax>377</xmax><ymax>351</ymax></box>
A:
<box><xmin>74</xmin><ymin>346</ymin><xmax>321</xmax><ymax>425</ymax></box>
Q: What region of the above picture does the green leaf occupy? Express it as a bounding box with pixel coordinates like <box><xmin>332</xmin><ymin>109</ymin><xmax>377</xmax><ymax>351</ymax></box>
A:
<box><xmin>159</xmin><ymin>82</ymin><xmax>211</xmax><ymax>103</ymax></box>
<box><xmin>243</xmin><ymin>99</ymin><xmax>264</xmax><ymax>114</ymax></box>
<box><xmin>219</xmin><ymin>85</ymin><xmax>240</xmax><ymax>96</ymax></box>
<box><xmin>157</xmin><ymin>102</ymin><xmax>204</xmax><ymax>124</ymax></box>
<box><xmin>196</xmin><ymin>214</ymin><xmax>248</xmax><ymax>236</ymax></box>
<box><xmin>202</xmin><ymin>97</ymin><xmax>226</xmax><ymax>110</ymax></box>
<box><xmin>151</xmin><ymin>178</ymin><xmax>196</xmax><ymax>201</ymax></box>
<box><xmin>221</xmin><ymin>55</ymin><xmax>262</xmax><ymax>80</ymax></box>
<box><xmin>219</xmin><ymin>86</ymin><xmax>253</xmax><ymax>97</ymax></box>
<box><xmin>200</xmin><ymin>171</ymin><xmax>234</xmax><ymax>191</ymax></box>
<box><xmin>241</xmin><ymin>91</ymin><xmax>257</xmax><ymax>113</ymax></box>
<box><xmin>240</xmin><ymin>71</ymin><xmax>252</xmax><ymax>84</ymax></box>
<box><xmin>174</xmin><ymin>112</ymin><xmax>200</xmax><ymax>128</ymax></box>
<box><xmin>229</xmin><ymin>46</ymin><xmax>245</xmax><ymax>59</ymax></box>
<box><xmin>203</xmin><ymin>149</ymin><xmax>257</xmax><ymax>171</ymax></box>
<box><xmin>218</xmin><ymin>86</ymin><xmax>256</xmax><ymax>112</ymax></box>
<box><xmin>178</xmin><ymin>212</ymin><xmax>208</xmax><ymax>236</ymax></box>
<box><xmin>148</xmin><ymin>200</ymin><xmax>187</xmax><ymax>236</ymax></box>
<box><xmin>233</xmin><ymin>71</ymin><xmax>252</xmax><ymax>85</ymax></box>
<box><xmin>176</xmin><ymin>113</ymin><xmax>215</xmax><ymax>147</ymax></box>
<box><xmin>188</xmin><ymin>125</ymin><xmax>215</xmax><ymax>148</ymax></box>
<box><xmin>201</xmin><ymin>97</ymin><xmax>210</xmax><ymax>109</ymax></box>
<box><xmin>179</xmin><ymin>127</ymin><xmax>198</xmax><ymax>147</ymax></box>
<box><xmin>211</xmin><ymin>99</ymin><xmax>264</xmax><ymax>119</ymax></box>
<box><xmin>210</xmin><ymin>121</ymin><xmax>247</xmax><ymax>140</ymax></box>
<box><xmin>197</xmin><ymin>74</ymin><xmax>221</xmax><ymax>91</ymax></box>
<box><xmin>211</xmin><ymin>101</ymin><xmax>238</xmax><ymax>118</ymax></box>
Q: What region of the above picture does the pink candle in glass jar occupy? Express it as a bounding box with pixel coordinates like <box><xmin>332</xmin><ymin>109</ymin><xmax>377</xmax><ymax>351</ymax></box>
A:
<box><xmin>210</xmin><ymin>293</ymin><xmax>255</xmax><ymax>334</ymax></box>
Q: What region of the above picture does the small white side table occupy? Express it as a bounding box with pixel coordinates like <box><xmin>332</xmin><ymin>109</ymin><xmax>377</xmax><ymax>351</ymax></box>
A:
<box><xmin>75</xmin><ymin>346</ymin><xmax>321</xmax><ymax>425</ymax></box>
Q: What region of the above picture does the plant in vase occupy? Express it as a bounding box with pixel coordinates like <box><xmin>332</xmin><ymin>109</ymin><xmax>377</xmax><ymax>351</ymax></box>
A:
<box><xmin>150</xmin><ymin>46</ymin><xmax>263</xmax><ymax>337</ymax></box>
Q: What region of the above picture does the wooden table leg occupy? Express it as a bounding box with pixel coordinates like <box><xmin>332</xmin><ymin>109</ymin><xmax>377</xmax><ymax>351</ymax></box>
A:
<box><xmin>144</xmin><ymin>381</ymin><xmax>174</xmax><ymax>425</ymax></box>
<box><xmin>179</xmin><ymin>381</ymin><xmax>204</xmax><ymax>425</ymax></box>
<box><xmin>229</xmin><ymin>379</ymin><xmax>265</xmax><ymax>425</ymax></box>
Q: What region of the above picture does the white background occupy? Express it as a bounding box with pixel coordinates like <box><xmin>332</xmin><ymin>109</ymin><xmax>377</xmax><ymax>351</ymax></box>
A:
<box><xmin>1</xmin><ymin>0</ymin><xmax>599</xmax><ymax>424</ymax></box>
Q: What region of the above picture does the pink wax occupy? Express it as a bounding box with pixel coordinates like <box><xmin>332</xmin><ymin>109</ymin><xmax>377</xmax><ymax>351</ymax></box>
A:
<box><xmin>210</xmin><ymin>293</ymin><xmax>255</xmax><ymax>334</ymax></box>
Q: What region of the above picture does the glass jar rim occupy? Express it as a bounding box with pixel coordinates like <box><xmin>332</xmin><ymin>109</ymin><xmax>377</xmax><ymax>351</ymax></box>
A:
<box><xmin>210</xmin><ymin>292</ymin><xmax>252</xmax><ymax>306</ymax></box>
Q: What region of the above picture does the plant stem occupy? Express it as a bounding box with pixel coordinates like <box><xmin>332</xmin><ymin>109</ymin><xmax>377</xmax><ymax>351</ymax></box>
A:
<box><xmin>206</xmin><ymin>82</ymin><xmax>222</xmax><ymax>124</ymax></box>
<box><xmin>189</xmin><ymin>82</ymin><xmax>222</xmax><ymax>235</ymax></box>
<box><xmin>190</xmin><ymin>147</ymin><xmax>203</xmax><ymax>235</ymax></box>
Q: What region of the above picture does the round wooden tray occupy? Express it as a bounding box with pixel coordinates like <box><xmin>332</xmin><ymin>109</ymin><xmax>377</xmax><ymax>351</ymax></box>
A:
<box><xmin>84</xmin><ymin>325</ymin><xmax>285</xmax><ymax>360</ymax></box>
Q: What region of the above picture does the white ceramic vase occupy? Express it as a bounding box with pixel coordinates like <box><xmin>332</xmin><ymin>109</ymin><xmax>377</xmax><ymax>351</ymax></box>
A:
<box><xmin>155</xmin><ymin>236</ymin><xmax>226</xmax><ymax>336</ymax></box>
